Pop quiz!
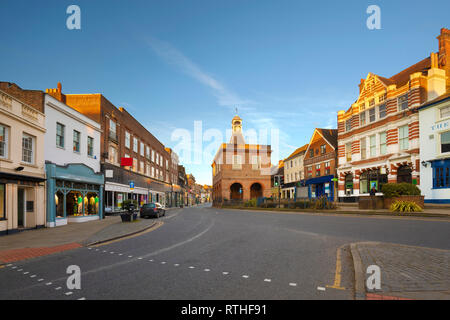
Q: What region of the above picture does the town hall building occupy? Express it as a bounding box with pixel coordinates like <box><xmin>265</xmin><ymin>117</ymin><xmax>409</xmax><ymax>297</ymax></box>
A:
<box><xmin>212</xmin><ymin>115</ymin><xmax>272</xmax><ymax>204</ymax></box>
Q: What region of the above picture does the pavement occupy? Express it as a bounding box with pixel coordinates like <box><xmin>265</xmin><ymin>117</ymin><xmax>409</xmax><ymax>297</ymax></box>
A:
<box><xmin>351</xmin><ymin>242</ymin><xmax>450</xmax><ymax>300</ymax></box>
<box><xmin>0</xmin><ymin>207</ymin><xmax>181</xmax><ymax>264</ymax></box>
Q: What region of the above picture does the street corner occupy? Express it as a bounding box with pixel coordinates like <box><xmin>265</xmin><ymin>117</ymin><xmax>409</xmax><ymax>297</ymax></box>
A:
<box><xmin>350</xmin><ymin>241</ymin><xmax>450</xmax><ymax>300</ymax></box>
<box><xmin>0</xmin><ymin>243</ymin><xmax>83</xmax><ymax>264</ymax></box>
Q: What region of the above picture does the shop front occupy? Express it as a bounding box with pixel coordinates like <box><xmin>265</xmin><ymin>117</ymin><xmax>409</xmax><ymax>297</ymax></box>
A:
<box><xmin>0</xmin><ymin>173</ymin><xmax>46</xmax><ymax>235</ymax></box>
<box><xmin>305</xmin><ymin>175</ymin><xmax>335</xmax><ymax>201</ymax></box>
<box><xmin>46</xmin><ymin>163</ymin><xmax>104</xmax><ymax>227</ymax></box>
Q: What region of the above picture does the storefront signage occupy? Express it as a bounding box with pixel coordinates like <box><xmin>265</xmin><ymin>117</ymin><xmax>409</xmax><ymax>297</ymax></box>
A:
<box><xmin>431</xmin><ymin>121</ymin><xmax>449</xmax><ymax>131</ymax></box>
<box><xmin>105</xmin><ymin>170</ymin><xmax>113</xmax><ymax>178</ymax></box>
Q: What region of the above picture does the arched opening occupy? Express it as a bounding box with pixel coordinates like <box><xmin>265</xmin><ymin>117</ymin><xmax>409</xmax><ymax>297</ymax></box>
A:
<box><xmin>250</xmin><ymin>183</ymin><xmax>263</xmax><ymax>199</ymax></box>
<box><xmin>345</xmin><ymin>174</ymin><xmax>353</xmax><ymax>195</ymax></box>
<box><xmin>397</xmin><ymin>165</ymin><xmax>412</xmax><ymax>184</ymax></box>
<box><xmin>230</xmin><ymin>183</ymin><xmax>243</xmax><ymax>200</ymax></box>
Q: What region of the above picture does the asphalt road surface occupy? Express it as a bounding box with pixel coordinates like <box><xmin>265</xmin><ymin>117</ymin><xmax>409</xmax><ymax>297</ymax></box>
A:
<box><xmin>1</xmin><ymin>204</ymin><xmax>449</xmax><ymax>300</ymax></box>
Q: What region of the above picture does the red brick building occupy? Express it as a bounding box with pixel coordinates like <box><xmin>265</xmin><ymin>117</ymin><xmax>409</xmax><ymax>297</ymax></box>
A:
<box><xmin>212</xmin><ymin>115</ymin><xmax>272</xmax><ymax>203</ymax></box>
<box><xmin>303</xmin><ymin>129</ymin><xmax>338</xmax><ymax>201</ymax></box>
<box><xmin>46</xmin><ymin>83</ymin><xmax>174</xmax><ymax>209</ymax></box>
<box><xmin>337</xmin><ymin>28</ymin><xmax>450</xmax><ymax>202</ymax></box>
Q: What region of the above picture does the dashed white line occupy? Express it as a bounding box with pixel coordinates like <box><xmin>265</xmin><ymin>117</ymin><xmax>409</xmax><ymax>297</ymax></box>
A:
<box><xmin>189</xmin><ymin>266</ymin><xmax>195</xmax><ymax>269</ymax></box>
<box><xmin>289</xmin><ymin>283</ymin><xmax>297</xmax><ymax>287</ymax></box>
<box><xmin>138</xmin><ymin>257</ymin><xmax>143</xmax><ymax>260</ymax></box>
<box><xmin>222</xmin><ymin>272</ymin><xmax>229</xmax><ymax>275</ymax></box>
<box><xmin>128</xmin><ymin>255</ymin><xmax>133</xmax><ymax>258</ymax></box>
<box><xmin>78</xmin><ymin>297</ymin><xmax>86</xmax><ymax>300</ymax></box>
<box><xmin>23</xmin><ymin>272</ymin><xmax>29</xmax><ymax>275</ymax></box>
<box><xmin>30</xmin><ymin>275</ymin><xmax>36</xmax><ymax>278</ymax></box>
<box><xmin>55</xmin><ymin>287</ymin><xmax>62</xmax><ymax>290</ymax></box>
<box><xmin>242</xmin><ymin>275</ymin><xmax>249</xmax><ymax>279</ymax></box>
<box><xmin>204</xmin><ymin>269</ymin><xmax>210</xmax><ymax>272</ymax></box>
<box><xmin>161</xmin><ymin>261</ymin><xmax>166</xmax><ymax>264</ymax></box>
<box><xmin>317</xmin><ymin>286</ymin><xmax>326</xmax><ymax>291</ymax></box>
<box><xmin>37</xmin><ymin>279</ymin><xmax>44</xmax><ymax>282</ymax></box>
<box><xmin>110</xmin><ymin>252</ymin><xmax>115</xmax><ymax>254</ymax></box>
<box><xmin>118</xmin><ymin>253</ymin><xmax>123</xmax><ymax>256</ymax></box>
<box><xmin>17</xmin><ymin>269</ymin><xmax>23</xmax><ymax>272</ymax></box>
<box><xmin>65</xmin><ymin>292</ymin><xmax>73</xmax><ymax>296</ymax></box>
<box><xmin>149</xmin><ymin>259</ymin><xmax>154</xmax><ymax>262</ymax></box>
<box><xmin>174</xmin><ymin>264</ymin><xmax>180</xmax><ymax>267</ymax></box>
<box><xmin>12</xmin><ymin>266</ymin><xmax>17</xmax><ymax>269</ymax></box>
<box><xmin>264</xmin><ymin>279</ymin><xmax>272</xmax><ymax>282</ymax></box>
<box><xmin>46</xmin><ymin>282</ymin><xmax>52</xmax><ymax>286</ymax></box>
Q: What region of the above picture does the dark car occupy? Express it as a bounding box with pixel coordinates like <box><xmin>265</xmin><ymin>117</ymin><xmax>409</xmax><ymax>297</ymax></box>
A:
<box><xmin>140</xmin><ymin>202</ymin><xmax>166</xmax><ymax>218</ymax></box>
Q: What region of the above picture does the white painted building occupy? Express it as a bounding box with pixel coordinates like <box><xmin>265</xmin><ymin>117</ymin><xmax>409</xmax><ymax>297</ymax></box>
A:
<box><xmin>44</xmin><ymin>94</ymin><xmax>101</xmax><ymax>171</ymax></box>
<box><xmin>418</xmin><ymin>94</ymin><xmax>450</xmax><ymax>203</ymax></box>
<box><xmin>44</xmin><ymin>93</ymin><xmax>104</xmax><ymax>227</ymax></box>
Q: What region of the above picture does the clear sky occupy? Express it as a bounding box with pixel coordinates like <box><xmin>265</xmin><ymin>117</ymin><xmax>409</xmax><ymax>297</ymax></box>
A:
<box><xmin>1</xmin><ymin>0</ymin><xmax>449</xmax><ymax>184</ymax></box>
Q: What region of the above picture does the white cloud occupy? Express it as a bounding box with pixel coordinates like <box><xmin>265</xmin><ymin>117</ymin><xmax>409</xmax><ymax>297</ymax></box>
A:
<box><xmin>144</xmin><ymin>36</ymin><xmax>253</xmax><ymax>109</ymax></box>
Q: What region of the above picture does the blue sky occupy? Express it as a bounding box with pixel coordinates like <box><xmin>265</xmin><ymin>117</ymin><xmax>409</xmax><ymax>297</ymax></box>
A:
<box><xmin>1</xmin><ymin>0</ymin><xmax>449</xmax><ymax>184</ymax></box>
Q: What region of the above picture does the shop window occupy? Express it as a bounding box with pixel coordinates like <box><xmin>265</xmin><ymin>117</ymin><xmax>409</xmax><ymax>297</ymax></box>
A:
<box><xmin>360</xmin><ymin>170</ymin><xmax>387</xmax><ymax>194</ymax></box>
<box><xmin>85</xmin><ymin>193</ymin><xmax>99</xmax><ymax>214</ymax></box>
<box><xmin>55</xmin><ymin>191</ymin><xmax>64</xmax><ymax>218</ymax></box>
<box><xmin>0</xmin><ymin>183</ymin><xmax>5</xmax><ymax>219</ymax></box>
<box><xmin>345</xmin><ymin>174</ymin><xmax>353</xmax><ymax>195</ymax></box>
<box><xmin>67</xmin><ymin>191</ymin><xmax>83</xmax><ymax>216</ymax></box>
<box><xmin>433</xmin><ymin>160</ymin><xmax>450</xmax><ymax>189</ymax></box>
<box><xmin>397</xmin><ymin>165</ymin><xmax>412</xmax><ymax>184</ymax></box>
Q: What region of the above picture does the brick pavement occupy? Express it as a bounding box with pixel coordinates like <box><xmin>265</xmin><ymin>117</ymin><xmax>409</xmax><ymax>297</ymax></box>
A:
<box><xmin>353</xmin><ymin>242</ymin><xmax>450</xmax><ymax>300</ymax></box>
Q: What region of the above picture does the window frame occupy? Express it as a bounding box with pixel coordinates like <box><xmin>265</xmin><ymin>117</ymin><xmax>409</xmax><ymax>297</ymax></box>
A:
<box><xmin>399</xmin><ymin>125</ymin><xmax>409</xmax><ymax>151</ymax></box>
<box><xmin>73</xmin><ymin>130</ymin><xmax>81</xmax><ymax>153</ymax></box>
<box><xmin>398</xmin><ymin>94</ymin><xmax>408</xmax><ymax>111</ymax></box>
<box><xmin>87</xmin><ymin>136</ymin><xmax>94</xmax><ymax>157</ymax></box>
<box><xmin>0</xmin><ymin>124</ymin><xmax>9</xmax><ymax>159</ymax></box>
<box><xmin>56</xmin><ymin>122</ymin><xmax>65</xmax><ymax>149</ymax></box>
<box><xmin>22</xmin><ymin>133</ymin><xmax>35</xmax><ymax>164</ymax></box>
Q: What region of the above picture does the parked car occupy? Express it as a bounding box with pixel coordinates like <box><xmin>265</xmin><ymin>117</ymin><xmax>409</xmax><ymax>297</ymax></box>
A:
<box><xmin>140</xmin><ymin>202</ymin><xmax>166</xmax><ymax>218</ymax></box>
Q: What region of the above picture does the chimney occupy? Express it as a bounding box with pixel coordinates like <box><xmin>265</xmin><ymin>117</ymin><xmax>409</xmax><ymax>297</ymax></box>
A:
<box><xmin>45</xmin><ymin>82</ymin><xmax>66</xmax><ymax>103</ymax></box>
<box><xmin>427</xmin><ymin>52</ymin><xmax>446</xmax><ymax>101</ymax></box>
<box><xmin>437</xmin><ymin>28</ymin><xmax>450</xmax><ymax>90</ymax></box>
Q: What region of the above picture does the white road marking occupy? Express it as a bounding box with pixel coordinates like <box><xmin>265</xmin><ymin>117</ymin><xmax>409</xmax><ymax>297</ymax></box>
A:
<box><xmin>38</xmin><ymin>279</ymin><xmax>44</xmax><ymax>282</ymax></box>
<box><xmin>6</xmin><ymin>264</ymin><xmax>12</xmax><ymax>267</ymax></box>
<box><xmin>46</xmin><ymin>282</ymin><xmax>52</xmax><ymax>286</ymax></box>
<box><xmin>222</xmin><ymin>272</ymin><xmax>229</xmax><ymax>275</ymax></box>
<box><xmin>118</xmin><ymin>254</ymin><xmax>123</xmax><ymax>256</ymax></box>
<box><xmin>204</xmin><ymin>269</ymin><xmax>210</xmax><ymax>272</ymax></box>
<box><xmin>55</xmin><ymin>287</ymin><xmax>62</xmax><ymax>290</ymax></box>
<box><xmin>242</xmin><ymin>275</ymin><xmax>249</xmax><ymax>279</ymax></box>
<box><xmin>128</xmin><ymin>255</ymin><xmax>133</xmax><ymax>258</ymax></box>
<box><xmin>110</xmin><ymin>252</ymin><xmax>115</xmax><ymax>254</ymax></box>
<box><xmin>103</xmin><ymin>250</ymin><xmax>107</xmax><ymax>253</ymax></box>
<box><xmin>17</xmin><ymin>269</ymin><xmax>23</xmax><ymax>271</ymax></box>
<box><xmin>23</xmin><ymin>272</ymin><xmax>29</xmax><ymax>275</ymax></box>
<box><xmin>174</xmin><ymin>264</ymin><xmax>179</xmax><ymax>267</ymax></box>
<box><xmin>189</xmin><ymin>266</ymin><xmax>195</xmax><ymax>269</ymax></box>
<box><xmin>138</xmin><ymin>257</ymin><xmax>143</xmax><ymax>260</ymax></box>
<box><xmin>88</xmin><ymin>248</ymin><xmax>92</xmax><ymax>250</ymax></box>
<box><xmin>65</xmin><ymin>292</ymin><xmax>73</xmax><ymax>296</ymax></box>
<box><xmin>12</xmin><ymin>266</ymin><xmax>17</xmax><ymax>269</ymax></box>
<box><xmin>78</xmin><ymin>297</ymin><xmax>86</xmax><ymax>300</ymax></box>
<box><xmin>161</xmin><ymin>261</ymin><xmax>166</xmax><ymax>264</ymax></box>
<box><xmin>30</xmin><ymin>275</ymin><xmax>36</xmax><ymax>278</ymax></box>
<box><xmin>289</xmin><ymin>283</ymin><xmax>297</xmax><ymax>287</ymax></box>
<box><xmin>317</xmin><ymin>286</ymin><xmax>326</xmax><ymax>291</ymax></box>
<box><xmin>149</xmin><ymin>259</ymin><xmax>154</xmax><ymax>262</ymax></box>
<box><xmin>264</xmin><ymin>279</ymin><xmax>272</xmax><ymax>282</ymax></box>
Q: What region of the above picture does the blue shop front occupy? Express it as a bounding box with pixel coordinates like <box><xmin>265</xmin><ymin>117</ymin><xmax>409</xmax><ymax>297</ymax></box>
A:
<box><xmin>46</xmin><ymin>163</ymin><xmax>104</xmax><ymax>227</ymax></box>
<box><xmin>305</xmin><ymin>175</ymin><xmax>335</xmax><ymax>201</ymax></box>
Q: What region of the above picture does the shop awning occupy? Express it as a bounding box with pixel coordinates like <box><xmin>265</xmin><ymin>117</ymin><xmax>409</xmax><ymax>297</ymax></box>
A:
<box><xmin>304</xmin><ymin>175</ymin><xmax>335</xmax><ymax>185</ymax></box>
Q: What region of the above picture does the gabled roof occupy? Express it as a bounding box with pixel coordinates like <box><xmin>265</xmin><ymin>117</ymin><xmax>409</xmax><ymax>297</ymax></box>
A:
<box><xmin>285</xmin><ymin>144</ymin><xmax>308</xmax><ymax>161</ymax></box>
<box><xmin>317</xmin><ymin>128</ymin><xmax>338</xmax><ymax>149</ymax></box>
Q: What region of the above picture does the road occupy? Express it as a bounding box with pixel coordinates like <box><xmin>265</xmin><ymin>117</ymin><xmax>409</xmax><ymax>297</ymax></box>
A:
<box><xmin>1</xmin><ymin>204</ymin><xmax>449</xmax><ymax>300</ymax></box>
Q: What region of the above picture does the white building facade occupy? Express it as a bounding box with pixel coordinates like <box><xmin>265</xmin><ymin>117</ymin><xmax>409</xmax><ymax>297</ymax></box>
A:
<box><xmin>44</xmin><ymin>94</ymin><xmax>104</xmax><ymax>227</ymax></box>
<box><xmin>418</xmin><ymin>94</ymin><xmax>450</xmax><ymax>203</ymax></box>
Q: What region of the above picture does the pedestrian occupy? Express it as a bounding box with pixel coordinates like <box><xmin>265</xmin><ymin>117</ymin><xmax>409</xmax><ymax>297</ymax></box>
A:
<box><xmin>370</xmin><ymin>186</ymin><xmax>376</xmax><ymax>196</ymax></box>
